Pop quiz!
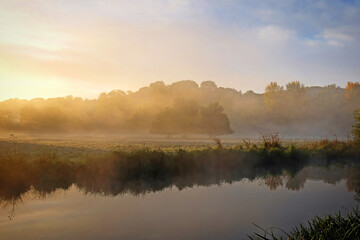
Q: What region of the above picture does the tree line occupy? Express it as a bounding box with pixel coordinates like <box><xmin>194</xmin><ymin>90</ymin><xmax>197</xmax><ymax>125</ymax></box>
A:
<box><xmin>0</xmin><ymin>80</ymin><xmax>359</xmax><ymax>137</ymax></box>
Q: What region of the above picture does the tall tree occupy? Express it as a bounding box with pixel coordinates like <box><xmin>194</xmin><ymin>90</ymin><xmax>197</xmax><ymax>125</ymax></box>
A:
<box><xmin>173</xmin><ymin>100</ymin><xmax>199</xmax><ymax>135</ymax></box>
<box><xmin>346</xmin><ymin>82</ymin><xmax>360</xmax><ymax>108</ymax></box>
<box><xmin>353</xmin><ymin>110</ymin><xmax>360</xmax><ymax>145</ymax></box>
<box><xmin>285</xmin><ymin>81</ymin><xmax>307</xmax><ymax>120</ymax></box>
<box><xmin>264</xmin><ymin>82</ymin><xmax>285</xmax><ymax>122</ymax></box>
<box><xmin>264</xmin><ymin>82</ymin><xmax>284</xmax><ymax>109</ymax></box>
<box><xmin>198</xmin><ymin>103</ymin><xmax>233</xmax><ymax>138</ymax></box>
<box><xmin>150</xmin><ymin>108</ymin><xmax>179</xmax><ymax>137</ymax></box>
<box><xmin>286</xmin><ymin>81</ymin><xmax>305</xmax><ymax>95</ymax></box>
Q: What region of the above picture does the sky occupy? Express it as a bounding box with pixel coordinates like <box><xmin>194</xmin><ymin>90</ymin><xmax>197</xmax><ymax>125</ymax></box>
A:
<box><xmin>0</xmin><ymin>0</ymin><xmax>360</xmax><ymax>100</ymax></box>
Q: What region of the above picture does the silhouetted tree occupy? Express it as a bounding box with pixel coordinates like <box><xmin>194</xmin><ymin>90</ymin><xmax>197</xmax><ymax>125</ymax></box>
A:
<box><xmin>284</xmin><ymin>81</ymin><xmax>307</xmax><ymax>120</ymax></box>
<box><xmin>264</xmin><ymin>82</ymin><xmax>286</xmax><ymax>122</ymax></box>
<box><xmin>264</xmin><ymin>82</ymin><xmax>284</xmax><ymax>110</ymax></box>
<box><xmin>198</xmin><ymin>103</ymin><xmax>233</xmax><ymax>138</ymax></box>
<box><xmin>200</xmin><ymin>80</ymin><xmax>217</xmax><ymax>90</ymax></box>
<box><xmin>150</xmin><ymin>108</ymin><xmax>179</xmax><ymax>137</ymax></box>
<box><xmin>149</xmin><ymin>101</ymin><xmax>232</xmax><ymax>138</ymax></box>
<box><xmin>286</xmin><ymin>81</ymin><xmax>305</xmax><ymax>95</ymax></box>
<box><xmin>346</xmin><ymin>82</ymin><xmax>360</xmax><ymax>108</ymax></box>
<box><xmin>125</xmin><ymin>111</ymin><xmax>153</xmax><ymax>132</ymax></box>
<box><xmin>173</xmin><ymin>100</ymin><xmax>199</xmax><ymax>135</ymax></box>
<box><xmin>353</xmin><ymin>110</ymin><xmax>360</xmax><ymax>145</ymax></box>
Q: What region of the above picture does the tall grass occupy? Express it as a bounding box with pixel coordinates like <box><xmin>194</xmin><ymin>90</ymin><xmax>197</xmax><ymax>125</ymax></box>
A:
<box><xmin>249</xmin><ymin>208</ymin><xmax>360</xmax><ymax>240</ymax></box>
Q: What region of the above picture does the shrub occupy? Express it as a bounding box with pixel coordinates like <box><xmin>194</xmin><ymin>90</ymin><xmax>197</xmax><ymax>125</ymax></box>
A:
<box><xmin>261</xmin><ymin>132</ymin><xmax>282</xmax><ymax>149</ymax></box>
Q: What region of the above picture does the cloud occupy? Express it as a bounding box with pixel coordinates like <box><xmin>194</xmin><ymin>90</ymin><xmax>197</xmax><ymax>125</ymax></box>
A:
<box><xmin>324</xmin><ymin>29</ymin><xmax>355</xmax><ymax>42</ymax></box>
<box><xmin>304</xmin><ymin>28</ymin><xmax>356</xmax><ymax>48</ymax></box>
<box><xmin>326</xmin><ymin>40</ymin><xmax>344</xmax><ymax>47</ymax></box>
<box><xmin>257</xmin><ymin>25</ymin><xmax>295</xmax><ymax>43</ymax></box>
<box><xmin>304</xmin><ymin>39</ymin><xmax>323</xmax><ymax>47</ymax></box>
<box><xmin>0</xmin><ymin>0</ymin><xmax>360</xmax><ymax>100</ymax></box>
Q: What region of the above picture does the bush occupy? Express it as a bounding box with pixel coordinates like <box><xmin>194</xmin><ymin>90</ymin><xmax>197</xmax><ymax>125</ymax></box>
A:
<box><xmin>261</xmin><ymin>132</ymin><xmax>282</xmax><ymax>149</ymax></box>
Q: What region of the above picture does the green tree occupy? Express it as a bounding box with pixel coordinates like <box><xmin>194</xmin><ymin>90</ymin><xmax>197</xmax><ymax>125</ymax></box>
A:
<box><xmin>346</xmin><ymin>82</ymin><xmax>360</xmax><ymax>108</ymax></box>
<box><xmin>198</xmin><ymin>103</ymin><xmax>233</xmax><ymax>138</ymax></box>
<box><xmin>173</xmin><ymin>100</ymin><xmax>199</xmax><ymax>135</ymax></box>
<box><xmin>284</xmin><ymin>81</ymin><xmax>307</xmax><ymax>120</ymax></box>
<box><xmin>125</xmin><ymin>111</ymin><xmax>153</xmax><ymax>133</ymax></box>
<box><xmin>200</xmin><ymin>80</ymin><xmax>217</xmax><ymax>90</ymax></box>
<box><xmin>150</xmin><ymin>108</ymin><xmax>179</xmax><ymax>137</ymax></box>
<box><xmin>264</xmin><ymin>82</ymin><xmax>286</xmax><ymax>122</ymax></box>
<box><xmin>264</xmin><ymin>82</ymin><xmax>284</xmax><ymax>111</ymax></box>
<box><xmin>353</xmin><ymin>110</ymin><xmax>360</xmax><ymax>145</ymax></box>
<box><xmin>150</xmin><ymin>100</ymin><xmax>200</xmax><ymax>137</ymax></box>
<box><xmin>286</xmin><ymin>81</ymin><xmax>305</xmax><ymax>95</ymax></box>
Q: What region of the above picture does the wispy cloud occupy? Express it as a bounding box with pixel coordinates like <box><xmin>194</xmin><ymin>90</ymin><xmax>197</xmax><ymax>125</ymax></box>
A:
<box><xmin>0</xmin><ymin>0</ymin><xmax>360</xmax><ymax>99</ymax></box>
<box><xmin>324</xmin><ymin>29</ymin><xmax>355</xmax><ymax>42</ymax></box>
<box><xmin>257</xmin><ymin>25</ymin><xmax>295</xmax><ymax>43</ymax></box>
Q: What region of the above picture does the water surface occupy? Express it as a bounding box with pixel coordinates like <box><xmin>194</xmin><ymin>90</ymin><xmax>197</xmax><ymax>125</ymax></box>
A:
<box><xmin>1</xmin><ymin>163</ymin><xmax>359</xmax><ymax>240</ymax></box>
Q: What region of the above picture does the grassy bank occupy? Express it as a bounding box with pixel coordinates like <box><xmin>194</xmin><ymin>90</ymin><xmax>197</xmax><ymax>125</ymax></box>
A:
<box><xmin>249</xmin><ymin>208</ymin><xmax>360</xmax><ymax>240</ymax></box>
<box><xmin>0</xmin><ymin>138</ymin><xmax>359</xmax><ymax>199</ymax></box>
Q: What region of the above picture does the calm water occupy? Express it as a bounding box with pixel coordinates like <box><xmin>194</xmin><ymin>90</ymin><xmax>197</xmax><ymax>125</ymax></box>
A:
<box><xmin>0</xmin><ymin>164</ymin><xmax>359</xmax><ymax>240</ymax></box>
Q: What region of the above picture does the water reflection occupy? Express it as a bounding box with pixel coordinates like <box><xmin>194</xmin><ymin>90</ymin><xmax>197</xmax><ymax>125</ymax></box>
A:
<box><xmin>1</xmin><ymin>153</ymin><xmax>360</xmax><ymax>219</ymax></box>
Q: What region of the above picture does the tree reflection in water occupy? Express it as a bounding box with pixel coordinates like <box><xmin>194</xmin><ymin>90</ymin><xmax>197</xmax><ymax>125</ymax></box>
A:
<box><xmin>1</xmin><ymin>150</ymin><xmax>360</xmax><ymax>219</ymax></box>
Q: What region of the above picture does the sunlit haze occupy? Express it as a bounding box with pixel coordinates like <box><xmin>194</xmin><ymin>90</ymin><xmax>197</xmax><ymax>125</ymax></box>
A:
<box><xmin>1</xmin><ymin>2</ymin><xmax>360</xmax><ymax>239</ymax></box>
<box><xmin>1</xmin><ymin>0</ymin><xmax>360</xmax><ymax>100</ymax></box>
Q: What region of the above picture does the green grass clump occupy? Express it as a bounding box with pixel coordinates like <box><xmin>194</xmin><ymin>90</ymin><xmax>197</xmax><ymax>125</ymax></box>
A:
<box><xmin>249</xmin><ymin>208</ymin><xmax>360</xmax><ymax>240</ymax></box>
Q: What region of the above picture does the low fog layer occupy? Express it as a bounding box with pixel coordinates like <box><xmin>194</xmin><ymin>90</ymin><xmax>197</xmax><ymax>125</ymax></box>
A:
<box><xmin>0</xmin><ymin>81</ymin><xmax>359</xmax><ymax>137</ymax></box>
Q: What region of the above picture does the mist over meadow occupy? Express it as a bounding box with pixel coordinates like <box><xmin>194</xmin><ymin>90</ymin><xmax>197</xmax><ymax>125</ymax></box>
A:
<box><xmin>1</xmin><ymin>80</ymin><xmax>359</xmax><ymax>137</ymax></box>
